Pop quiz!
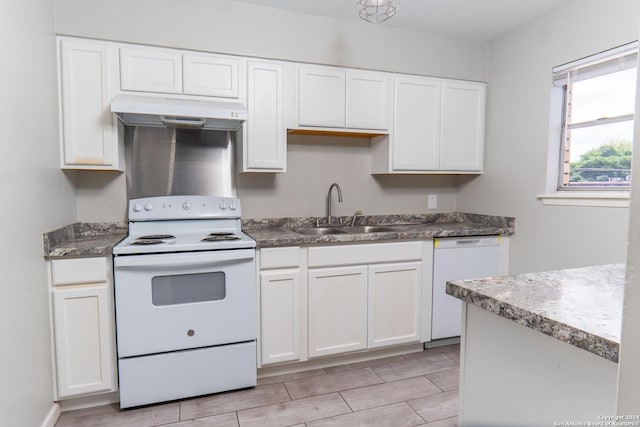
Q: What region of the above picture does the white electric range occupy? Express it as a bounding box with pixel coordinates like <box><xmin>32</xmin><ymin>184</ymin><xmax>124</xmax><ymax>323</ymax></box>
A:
<box><xmin>112</xmin><ymin>195</ymin><xmax>257</xmax><ymax>408</ymax></box>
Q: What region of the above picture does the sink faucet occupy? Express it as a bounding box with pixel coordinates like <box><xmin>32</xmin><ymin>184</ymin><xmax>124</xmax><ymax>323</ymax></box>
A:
<box><xmin>327</xmin><ymin>183</ymin><xmax>343</xmax><ymax>225</ymax></box>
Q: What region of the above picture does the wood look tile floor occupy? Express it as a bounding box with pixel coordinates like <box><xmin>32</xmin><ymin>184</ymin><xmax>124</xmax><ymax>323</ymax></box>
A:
<box><xmin>55</xmin><ymin>345</ymin><xmax>459</xmax><ymax>427</ymax></box>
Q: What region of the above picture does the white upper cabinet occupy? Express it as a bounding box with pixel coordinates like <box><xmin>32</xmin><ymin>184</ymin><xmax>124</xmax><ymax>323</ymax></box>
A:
<box><xmin>346</xmin><ymin>70</ymin><xmax>390</xmax><ymax>130</ymax></box>
<box><xmin>120</xmin><ymin>47</ymin><xmax>182</xmax><ymax>94</ymax></box>
<box><xmin>241</xmin><ymin>60</ymin><xmax>286</xmax><ymax>172</ymax></box>
<box><xmin>298</xmin><ymin>65</ymin><xmax>346</xmax><ymax>128</ymax></box>
<box><xmin>392</xmin><ymin>76</ymin><xmax>442</xmax><ymax>171</ymax></box>
<box><xmin>440</xmin><ymin>79</ymin><xmax>486</xmax><ymax>171</ymax></box>
<box><xmin>58</xmin><ymin>38</ymin><xmax>122</xmax><ymax>170</ymax></box>
<box><xmin>183</xmin><ymin>53</ymin><xmax>240</xmax><ymax>98</ymax></box>
<box><xmin>120</xmin><ymin>46</ymin><xmax>243</xmax><ymax>100</ymax></box>
<box><xmin>372</xmin><ymin>75</ymin><xmax>486</xmax><ymax>174</ymax></box>
<box><xmin>297</xmin><ymin>65</ymin><xmax>390</xmax><ymax>131</ymax></box>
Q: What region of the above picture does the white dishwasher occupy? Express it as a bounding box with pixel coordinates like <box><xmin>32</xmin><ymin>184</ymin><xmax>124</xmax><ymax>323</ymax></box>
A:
<box><xmin>432</xmin><ymin>236</ymin><xmax>501</xmax><ymax>340</ymax></box>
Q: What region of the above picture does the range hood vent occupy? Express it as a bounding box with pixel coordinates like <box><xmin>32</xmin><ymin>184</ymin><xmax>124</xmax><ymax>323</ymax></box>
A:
<box><xmin>111</xmin><ymin>94</ymin><xmax>247</xmax><ymax>131</ymax></box>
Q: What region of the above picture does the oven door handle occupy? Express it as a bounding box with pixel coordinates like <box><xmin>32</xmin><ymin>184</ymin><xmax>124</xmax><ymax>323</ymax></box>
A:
<box><xmin>114</xmin><ymin>250</ymin><xmax>254</xmax><ymax>269</ymax></box>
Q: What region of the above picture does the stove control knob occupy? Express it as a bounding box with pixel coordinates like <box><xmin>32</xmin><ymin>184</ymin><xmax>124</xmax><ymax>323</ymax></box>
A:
<box><xmin>182</xmin><ymin>201</ymin><xmax>192</xmax><ymax>211</ymax></box>
<box><xmin>144</xmin><ymin>203</ymin><xmax>153</xmax><ymax>212</ymax></box>
<box><xmin>220</xmin><ymin>201</ymin><xmax>228</xmax><ymax>210</ymax></box>
<box><xmin>229</xmin><ymin>201</ymin><xmax>237</xmax><ymax>211</ymax></box>
<box><xmin>132</xmin><ymin>203</ymin><xmax>143</xmax><ymax>212</ymax></box>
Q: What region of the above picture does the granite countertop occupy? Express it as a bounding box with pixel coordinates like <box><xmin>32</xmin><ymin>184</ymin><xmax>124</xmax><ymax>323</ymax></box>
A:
<box><xmin>43</xmin><ymin>212</ymin><xmax>515</xmax><ymax>258</ymax></box>
<box><xmin>447</xmin><ymin>264</ymin><xmax>624</xmax><ymax>362</ymax></box>
<box><xmin>243</xmin><ymin>212</ymin><xmax>515</xmax><ymax>248</ymax></box>
<box><xmin>43</xmin><ymin>222</ymin><xmax>127</xmax><ymax>259</ymax></box>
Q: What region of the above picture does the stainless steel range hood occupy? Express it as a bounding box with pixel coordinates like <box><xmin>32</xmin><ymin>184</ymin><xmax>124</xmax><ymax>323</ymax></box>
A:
<box><xmin>111</xmin><ymin>94</ymin><xmax>247</xmax><ymax>130</ymax></box>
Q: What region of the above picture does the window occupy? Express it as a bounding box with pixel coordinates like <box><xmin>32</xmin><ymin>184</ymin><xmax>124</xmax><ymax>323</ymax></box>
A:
<box><xmin>553</xmin><ymin>42</ymin><xmax>638</xmax><ymax>191</ymax></box>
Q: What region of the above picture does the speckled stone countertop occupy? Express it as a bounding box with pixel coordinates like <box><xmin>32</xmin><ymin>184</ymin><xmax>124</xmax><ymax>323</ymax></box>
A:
<box><xmin>447</xmin><ymin>264</ymin><xmax>624</xmax><ymax>362</ymax></box>
<box><xmin>243</xmin><ymin>212</ymin><xmax>515</xmax><ymax>248</ymax></box>
<box><xmin>43</xmin><ymin>222</ymin><xmax>127</xmax><ymax>259</ymax></box>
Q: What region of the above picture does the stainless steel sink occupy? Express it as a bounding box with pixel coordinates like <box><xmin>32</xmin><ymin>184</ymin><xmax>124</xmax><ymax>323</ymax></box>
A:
<box><xmin>293</xmin><ymin>225</ymin><xmax>397</xmax><ymax>235</ymax></box>
<box><xmin>292</xmin><ymin>227</ymin><xmax>346</xmax><ymax>235</ymax></box>
<box><xmin>339</xmin><ymin>225</ymin><xmax>395</xmax><ymax>233</ymax></box>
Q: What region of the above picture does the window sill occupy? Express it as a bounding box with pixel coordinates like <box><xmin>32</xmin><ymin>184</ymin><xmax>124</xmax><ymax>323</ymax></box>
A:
<box><xmin>537</xmin><ymin>191</ymin><xmax>629</xmax><ymax>207</ymax></box>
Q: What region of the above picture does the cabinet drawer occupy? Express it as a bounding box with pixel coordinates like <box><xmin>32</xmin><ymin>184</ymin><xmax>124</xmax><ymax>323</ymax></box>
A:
<box><xmin>51</xmin><ymin>258</ymin><xmax>108</xmax><ymax>286</ymax></box>
<box><xmin>260</xmin><ymin>247</ymin><xmax>301</xmax><ymax>270</ymax></box>
<box><xmin>308</xmin><ymin>242</ymin><xmax>423</xmax><ymax>268</ymax></box>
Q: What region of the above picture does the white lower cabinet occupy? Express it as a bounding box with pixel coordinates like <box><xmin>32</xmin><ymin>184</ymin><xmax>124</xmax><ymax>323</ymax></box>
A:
<box><xmin>49</xmin><ymin>257</ymin><xmax>117</xmax><ymax>400</ymax></box>
<box><xmin>308</xmin><ymin>266</ymin><xmax>368</xmax><ymax>358</ymax></box>
<box><xmin>258</xmin><ymin>247</ymin><xmax>307</xmax><ymax>367</ymax></box>
<box><xmin>258</xmin><ymin>242</ymin><xmax>430</xmax><ymax>367</ymax></box>
<box><xmin>368</xmin><ymin>262</ymin><xmax>422</xmax><ymax>349</ymax></box>
<box><xmin>260</xmin><ymin>269</ymin><xmax>303</xmax><ymax>365</ymax></box>
<box><xmin>306</xmin><ymin>241</ymin><xmax>427</xmax><ymax>360</ymax></box>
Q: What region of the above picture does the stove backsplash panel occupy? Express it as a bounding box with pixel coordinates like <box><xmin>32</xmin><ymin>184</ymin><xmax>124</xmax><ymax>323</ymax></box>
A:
<box><xmin>124</xmin><ymin>126</ymin><xmax>237</xmax><ymax>199</ymax></box>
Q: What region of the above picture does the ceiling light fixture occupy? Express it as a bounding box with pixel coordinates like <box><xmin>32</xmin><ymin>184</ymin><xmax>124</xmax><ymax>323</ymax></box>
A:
<box><xmin>355</xmin><ymin>0</ymin><xmax>399</xmax><ymax>24</ymax></box>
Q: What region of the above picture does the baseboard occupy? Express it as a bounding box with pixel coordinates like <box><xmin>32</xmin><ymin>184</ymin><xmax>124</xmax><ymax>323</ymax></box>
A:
<box><xmin>258</xmin><ymin>343</ymin><xmax>424</xmax><ymax>378</ymax></box>
<box><xmin>425</xmin><ymin>337</ymin><xmax>461</xmax><ymax>348</ymax></box>
<box><xmin>40</xmin><ymin>403</ymin><xmax>61</xmax><ymax>427</ymax></box>
<box><xmin>58</xmin><ymin>391</ymin><xmax>119</xmax><ymax>412</ymax></box>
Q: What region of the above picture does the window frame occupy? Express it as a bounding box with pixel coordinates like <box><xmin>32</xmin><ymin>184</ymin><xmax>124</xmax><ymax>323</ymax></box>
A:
<box><xmin>554</xmin><ymin>42</ymin><xmax>638</xmax><ymax>192</ymax></box>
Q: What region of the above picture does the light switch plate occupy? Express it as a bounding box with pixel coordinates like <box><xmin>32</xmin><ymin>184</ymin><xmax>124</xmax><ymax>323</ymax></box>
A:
<box><xmin>428</xmin><ymin>194</ymin><xmax>437</xmax><ymax>210</ymax></box>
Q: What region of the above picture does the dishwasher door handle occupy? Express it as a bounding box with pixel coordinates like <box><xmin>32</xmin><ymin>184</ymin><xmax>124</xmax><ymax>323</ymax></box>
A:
<box><xmin>456</xmin><ymin>239</ymin><xmax>481</xmax><ymax>245</ymax></box>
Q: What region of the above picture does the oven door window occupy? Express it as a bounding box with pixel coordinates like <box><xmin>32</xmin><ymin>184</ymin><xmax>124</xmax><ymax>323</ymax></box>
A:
<box><xmin>151</xmin><ymin>272</ymin><xmax>226</xmax><ymax>306</ymax></box>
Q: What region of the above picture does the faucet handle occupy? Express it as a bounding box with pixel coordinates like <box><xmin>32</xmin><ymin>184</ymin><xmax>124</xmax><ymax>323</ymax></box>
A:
<box><xmin>350</xmin><ymin>210</ymin><xmax>363</xmax><ymax>226</ymax></box>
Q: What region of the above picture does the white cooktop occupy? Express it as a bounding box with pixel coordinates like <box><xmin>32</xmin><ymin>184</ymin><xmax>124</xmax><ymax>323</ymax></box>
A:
<box><xmin>113</xmin><ymin>196</ymin><xmax>255</xmax><ymax>255</ymax></box>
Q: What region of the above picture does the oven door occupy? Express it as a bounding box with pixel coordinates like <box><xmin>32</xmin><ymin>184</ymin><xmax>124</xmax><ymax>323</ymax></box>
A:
<box><xmin>114</xmin><ymin>249</ymin><xmax>256</xmax><ymax>358</ymax></box>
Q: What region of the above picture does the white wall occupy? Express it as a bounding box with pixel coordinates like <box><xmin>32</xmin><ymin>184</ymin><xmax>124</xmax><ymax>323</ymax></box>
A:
<box><xmin>0</xmin><ymin>1</ymin><xmax>77</xmax><ymax>425</ymax></box>
<box><xmin>457</xmin><ymin>0</ymin><xmax>640</xmax><ymax>273</ymax></box>
<box><xmin>239</xmin><ymin>136</ymin><xmax>458</xmax><ymax>218</ymax></box>
<box><xmin>54</xmin><ymin>0</ymin><xmax>487</xmax><ymax>222</ymax></box>
<box><xmin>54</xmin><ymin>0</ymin><xmax>488</xmax><ymax>81</ymax></box>
<box><xmin>616</xmin><ymin>19</ymin><xmax>640</xmax><ymax>414</ymax></box>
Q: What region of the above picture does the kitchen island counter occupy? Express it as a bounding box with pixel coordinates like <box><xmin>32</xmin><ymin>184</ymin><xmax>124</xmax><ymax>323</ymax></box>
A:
<box><xmin>448</xmin><ymin>264</ymin><xmax>624</xmax><ymax>426</ymax></box>
<box><xmin>244</xmin><ymin>212</ymin><xmax>514</xmax><ymax>248</ymax></box>
<box><xmin>447</xmin><ymin>263</ymin><xmax>623</xmax><ymax>362</ymax></box>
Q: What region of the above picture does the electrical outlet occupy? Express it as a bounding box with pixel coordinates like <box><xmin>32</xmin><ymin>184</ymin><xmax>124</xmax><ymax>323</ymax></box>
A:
<box><xmin>428</xmin><ymin>194</ymin><xmax>438</xmax><ymax>210</ymax></box>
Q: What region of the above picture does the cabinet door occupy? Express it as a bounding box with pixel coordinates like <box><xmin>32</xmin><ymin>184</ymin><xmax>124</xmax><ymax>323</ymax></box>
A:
<box><xmin>120</xmin><ymin>47</ymin><xmax>182</xmax><ymax>93</ymax></box>
<box><xmin>308</xmin><ymin>266</ymin><xmax>367</xmax><ymax>358</ymax></box>
<box><xmin>244</xmin><ymin>61</ymin><xmax>286</xmax><ymax>171</ymax></box>
<box><xmin>440</xmin><ymin>80</ymin><xmax>485</xmax><ymax>171</ymax></box>
<box><xmin>59</xmin><ymin>39</ymin><xmax>119</xmax><ymax>169</ymax></box>
<box><xmin>368</xmin><ymin>262</ymin><xmax>422</xmax><ymax>349</ymax></box>
<box><xmin>346</xmin><ymin>71</ymin><xmax>390</xmax><ymax>130</ymax></box>
<box><xmin>298</xmin><ymin>66</ymin><xmax>345</xmax><ymax>128</ymax></box>
<box><xmin>53</xmin><ymin>283</ymin><xmax>115</xmax><ymax>398</ymax></box>
<box><xmin>183</xmin><ymin>53</ymin><xmax>240</xmax><ymax>98</ymax></box>
<box><xmin>392</xmin><ymin>76</ymin><xmax>442</xmax><ymax>171</ymax></box>
<box><xmin>260</xmin><ymin>269</ymin><xmax>302</xmax><ymax>365</ymax></box>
